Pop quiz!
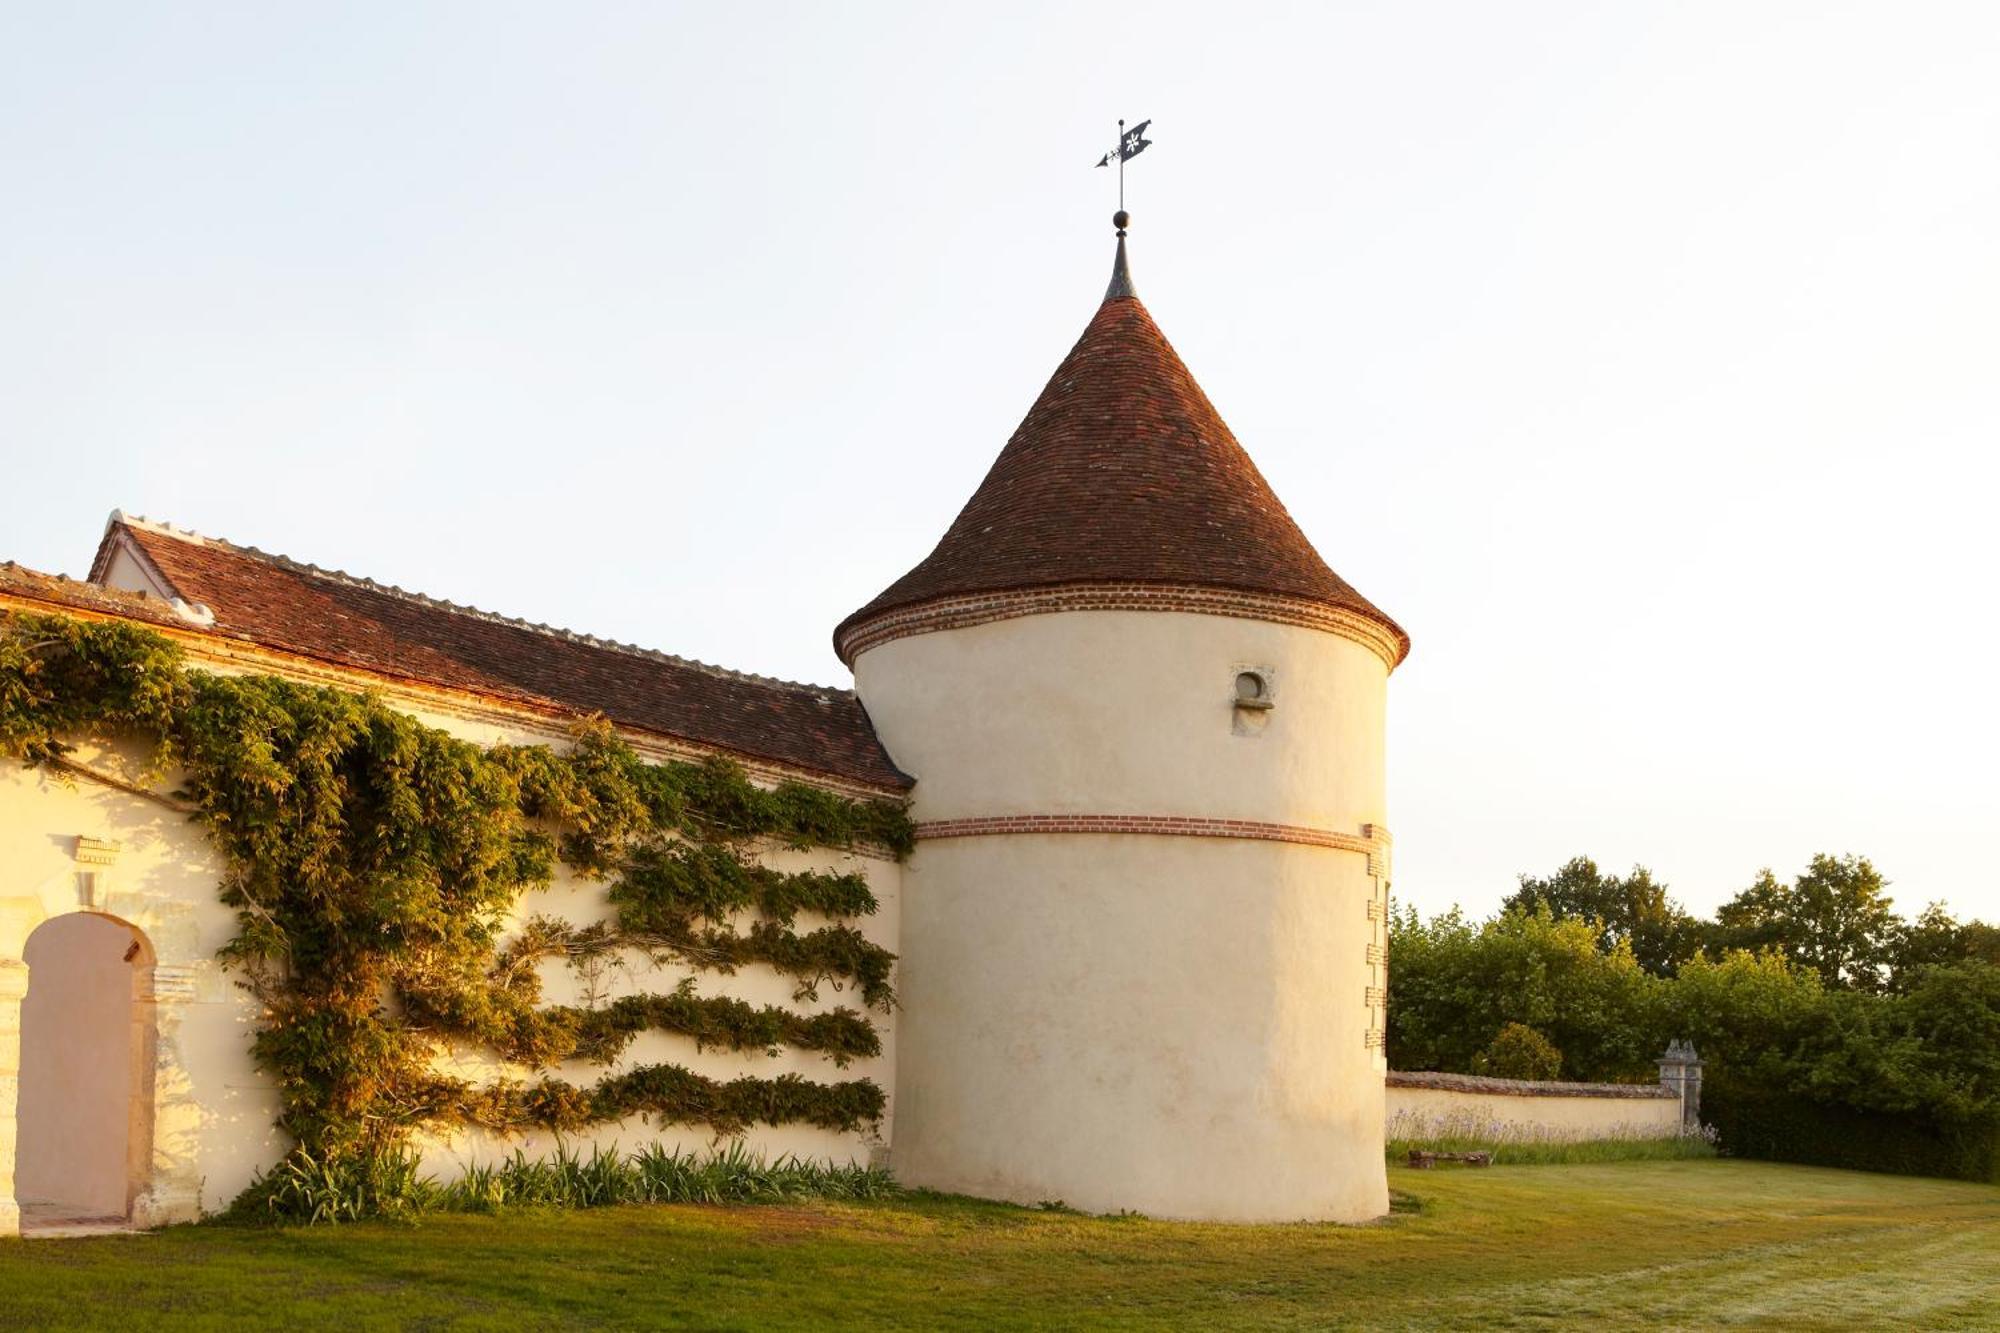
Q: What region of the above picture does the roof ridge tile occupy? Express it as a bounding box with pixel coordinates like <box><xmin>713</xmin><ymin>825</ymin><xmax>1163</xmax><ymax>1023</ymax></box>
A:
<box><xmin>114</xmin><ymin>513</ymin><xmax>850</xmax><ymax>699</ymax></box>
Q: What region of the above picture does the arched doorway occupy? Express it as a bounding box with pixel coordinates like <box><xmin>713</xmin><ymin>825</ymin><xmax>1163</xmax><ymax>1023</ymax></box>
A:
<box><xmin>16</xmin><ymin>913</ymin><xmax>154</xmax><ymax>1231</ymax></box>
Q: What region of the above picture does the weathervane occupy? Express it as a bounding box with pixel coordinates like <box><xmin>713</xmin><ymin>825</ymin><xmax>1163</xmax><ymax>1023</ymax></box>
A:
<box><xmin>1094</xmin><ymin>118</ymin><xmax>1152</xmax><ymax>230</ymax></box>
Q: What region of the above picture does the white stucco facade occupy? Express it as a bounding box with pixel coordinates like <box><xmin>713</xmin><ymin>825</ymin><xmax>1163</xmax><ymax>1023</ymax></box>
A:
<box><xmin>855</xmin><ymin>608</ymin><xmax>1395</xmax><ymax>1222</ymax></box>
<box><xmin>0</xmin><ymin>739</ymin><xmax>257</xmax><ymax>1232</ymax></box>
<box><xmin>1385</xmin><ymin>1081</ymin><xmax>1685</xmax><ymax>1143</ymax></box>
<box><xmin>0</xmin><ymin>654</ymin><xmax>903</xmax><ymax>1235</ymax></box>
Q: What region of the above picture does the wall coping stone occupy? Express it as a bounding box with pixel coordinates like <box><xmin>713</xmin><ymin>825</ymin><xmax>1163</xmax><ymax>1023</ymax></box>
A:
<box><xmin>1387</xmin><ymin>1070</ymin><xmax>1676</xmax><ymax>1100</ymax></box>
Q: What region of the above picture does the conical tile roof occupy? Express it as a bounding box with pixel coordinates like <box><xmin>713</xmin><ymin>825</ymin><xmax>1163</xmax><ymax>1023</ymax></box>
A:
<box><xmin>836</xmin><ymin>236</ymin><xmax>1406</xmax><ymax>666</ymax></box>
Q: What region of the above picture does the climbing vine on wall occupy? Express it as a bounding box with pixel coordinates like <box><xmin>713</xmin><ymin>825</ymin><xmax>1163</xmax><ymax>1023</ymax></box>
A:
<box><xmin>0</xmin><ymin>611</ymin><xmax>910</xmax><ymax>1189</ymax></box>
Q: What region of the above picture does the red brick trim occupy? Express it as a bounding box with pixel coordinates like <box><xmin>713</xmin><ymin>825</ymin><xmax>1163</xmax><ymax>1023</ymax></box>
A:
<box><xmin>913</xmin><ymin>813</ymin><xmax>1381</xmax><ymax>856</ymax></box>
<box><xmin>836</xmin><ymin>583</ymin><xmax>1409</xmax><ymax>670</ymax></box>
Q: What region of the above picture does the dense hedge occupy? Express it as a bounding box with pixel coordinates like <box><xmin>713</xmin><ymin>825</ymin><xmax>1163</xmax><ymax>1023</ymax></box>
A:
<box><xmin>1704</xmin><ymin>1074</ymin><xmax>2000</xmax><ymax>1184</ymax></box>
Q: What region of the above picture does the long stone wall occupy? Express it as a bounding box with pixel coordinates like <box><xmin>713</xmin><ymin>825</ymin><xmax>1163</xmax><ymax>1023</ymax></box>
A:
<box><xmin>0</xmin><ymin>713</ymin><xmax>902</xmax><ymax>1233</ymax></box>
<box><xmin>1386</xmin><ymin>1069</ymin><xmax>1690</xmax><ymax>1145</ymax></box>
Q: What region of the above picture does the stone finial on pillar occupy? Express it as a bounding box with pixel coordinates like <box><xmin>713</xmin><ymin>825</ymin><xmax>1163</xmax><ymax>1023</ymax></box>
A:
<box><xmin>1658</xmin><ymin>1039</ymin><xmax>1704</xmax><ymax>1131</ymax></box>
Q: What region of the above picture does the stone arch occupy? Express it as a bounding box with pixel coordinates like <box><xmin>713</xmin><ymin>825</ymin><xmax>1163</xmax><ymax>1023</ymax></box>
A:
<box><xmin>14</xmin><ymin>911</ymin><xmax>156</xmax><ymax>1231</ymax></box>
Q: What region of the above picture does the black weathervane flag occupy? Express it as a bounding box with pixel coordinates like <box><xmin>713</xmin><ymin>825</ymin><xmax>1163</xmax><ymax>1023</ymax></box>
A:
<box><xmin>1095</xmin><ymin>119</ymin><xmax>1152</xmax><ymax>169</ymax></box>
<box><xmin>1095</xmin><ymin>118</ymin><xmax>1151</xmax><ymax>215</ymax></box>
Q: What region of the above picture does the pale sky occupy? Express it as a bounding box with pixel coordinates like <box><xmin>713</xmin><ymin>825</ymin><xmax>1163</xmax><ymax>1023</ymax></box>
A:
<box><xmin>3</xmin><ymin>4</ymin><xmax>1995</xmax><ymax>922</ymax></box>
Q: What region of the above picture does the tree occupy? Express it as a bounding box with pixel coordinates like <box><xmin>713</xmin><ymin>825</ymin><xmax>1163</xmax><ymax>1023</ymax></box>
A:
<box><xmin>1387</xmin><ymin>904</ymin><xmax>1660</xmax><ymax>1082</ymax></box>
<box><xmin>1711</xmin><ymin>854</ymin><xmax>1898</xmax><ymax>990</ymax></box>
<box><xmin>1503</xmin><ymin>856</ymin><xmax>1704</xmax><ymax>975</ymax></box>
<box><xmin>1663</xmin><ymin>947</ymin><xmax>1827</xmax><ymax>1074</ymax></box>
<box><xmin>1891</xmin><ymin>961</ymin><xmax>2000</xmax><ymax>1122</ymax></box>
<box><xmin>1889</xmin><ymin>903</ymin><xmax>2000</xmax><ymax>991</ymax></box>
<box><xmin>1474</xmin><ymin>1023</ymin><xmax>1563</xmax><ymax>1081</ymax></box>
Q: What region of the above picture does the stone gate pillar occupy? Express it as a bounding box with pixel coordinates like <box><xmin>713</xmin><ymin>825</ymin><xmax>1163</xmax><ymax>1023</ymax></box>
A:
<box><xmin>129</xmin><ymin>963</ymin><xmax>203</xmax><ymax>1227</ymax></box>
<box><xmin>1658</xmin><ymin>1040</ymin><xmax>1704</xmax><ymax>1132</ymax></box>
<box><xmin>0</xmin><ymin>960</ymin><xmax>26</xmax><ymax>1237</ymax></box>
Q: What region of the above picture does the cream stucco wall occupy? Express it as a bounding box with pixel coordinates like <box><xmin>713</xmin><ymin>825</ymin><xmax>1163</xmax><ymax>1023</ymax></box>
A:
<box><xmin>857</xmin><ymin>611</ymin><xmax>1387</xmax><ymax>827</ymax></box>
<box><xmin>1386</xmin><ymin>1084</ymin><xmax>1684</xmax><ymax>1142</ymax></box>
<box><xmin>0</xmin><ymin>740</ymin><xmax>272</xmax><ymax>1230</ymax></box>
<box><xmin>855</xmin><ymin>609</ymin><xmax>1392</xmax><ymax>1223</ymax></box>
<box><xmin>0</xmin><ymin>662</ymin><xmax>903</xmax><ymax>1231</ymax></box>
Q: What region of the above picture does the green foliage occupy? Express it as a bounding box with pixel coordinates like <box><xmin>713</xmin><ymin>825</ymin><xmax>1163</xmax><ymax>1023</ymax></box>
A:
<box><xmin>1890</xmin><ymin>962</ymin><xmax>2000</xmax><ymax>1119</ymax></box>
<box><xmin>1680</xmin><ymin>954</ymin><xmax>2000</xmax><ymax>1182</ymax></box>
<box><xmin>0</xmin><ymin>612</ymin><xmax>189</xmax><ymax>765</ymax></box>
<box><xmin>615</xmin><ymin>842</ymin><xmax>880</xmax><ymax>926</ymax></box>
<box><xmin>506</xmin><ymin>728</ymin><xmax>914</xmax><ymax>866</ymax></box>
<box><xmin>1473</xmin><ymin>1023</ymin><xmax>1563</xmax><ymax>1081</ymax></box>
<box><xmin>562</xmin><ymin>981</ymin><xmax>881</xmax><ymax>1067</ymax></box>
<box><xmin>1655</xmin><ymin>948</ymin><xmax>1826</xmax><ymax>1074</ymax></box>
<box><xmin>1385</xmin><ymin>1128</ymin><xmax>1718</xmax><ymax>1166</ymax></box>
<box><xmin>1891</xmin><ymin>902</ymin><xmax>2000</xmax><ymax>989</ymax></box>
<box><xmin>237</xmin><ymin>1141</ymin><xmax>899</xmax><ymax>1223</ymax></box>
<box><xmin>0</xmin><ymin>611</ymin><xmax>913</xmax><ymax>1205</ymax></box>
<box><xmin>1385</xmin><ymin>905</ymin><xmax>1661</xmax><ymax>1082</ymax></box>
<box><xmin>1703</xmin><ymin>1074</ymin><xmax>2000</xmax><ymax>1184</ymax></box>
<box><xmin>460</xmin><ymin>1063</ymin><xmax>887</xmax><ymax>1137</ymax></box>
<box><xmin>1503</xmin><ymin>856</ymin><xmax>1703</xmax><ymax>976</ymax></box>
<box><xmin>603</xmin><ymin>843</ymin><xmax>898</xmax><ymax>1008</ymax></box>
<box><xmin>1712</xmin><ymin>854</ymin><xmax>1898</xmax><ymax>990</ymax></box>
<box><xmin>230</xmin><ymin>1145</ymin><xmax>441</xmax><ymax>1224</ymax></box>
<box><xmin>1395</xmin><ymin>875</ymin><xmax>2000</xmax><ymax>1183</ymax></box>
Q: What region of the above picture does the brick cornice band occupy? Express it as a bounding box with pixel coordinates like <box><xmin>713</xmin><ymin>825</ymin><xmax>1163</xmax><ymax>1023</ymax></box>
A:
<box><xmin>914</xmin><ymin>813</ymin><xmax>1388</xmax><ymax>857</ymax></box>
<box><xmin>836</xmin><ymin>583</ymin><xmax>1409</xmax><ymax>670</ymax></box>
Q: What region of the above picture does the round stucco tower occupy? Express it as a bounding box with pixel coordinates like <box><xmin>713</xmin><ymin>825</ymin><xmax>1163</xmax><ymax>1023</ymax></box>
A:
<box><xmin>836</xmin><ymin>225</ymin><xmax>1409</xmax><ymax>1223</ymax></box>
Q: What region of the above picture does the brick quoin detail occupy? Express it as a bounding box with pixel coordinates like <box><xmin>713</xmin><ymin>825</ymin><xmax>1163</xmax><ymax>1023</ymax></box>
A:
<box><xmin>836</xmin><ymin>583</ymin><xmax>1408</xmax><ymax>670</ymax></box>
<box><xmin>912</xmin><ymin>813</ymin><xmax>1385</xmax><ymax>856</ymax></box>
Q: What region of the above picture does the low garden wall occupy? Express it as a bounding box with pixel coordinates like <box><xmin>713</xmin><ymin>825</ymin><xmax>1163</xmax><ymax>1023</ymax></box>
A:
<box><xmin>1387</xmin><ymin>1070</ymin><xmax>1687</xmax><ymax>1144</ymax></box>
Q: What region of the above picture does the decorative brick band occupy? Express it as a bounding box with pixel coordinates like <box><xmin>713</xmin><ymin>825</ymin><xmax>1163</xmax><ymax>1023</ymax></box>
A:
<box><xmin>913</xmin><ymin>813</ymin><xmax>1383</xmax><ymax>857</ymax></box>
<box><xmin>837</xmin><ymin>583</ymin><xmax>1409</xmax><ymax>670</ymax></box>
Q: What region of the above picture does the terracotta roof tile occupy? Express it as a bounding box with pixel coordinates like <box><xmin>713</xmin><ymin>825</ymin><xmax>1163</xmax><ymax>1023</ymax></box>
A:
<box><xmin>837</xmin><ymin>258</ymin><xmax>1406</xmax><ymax>664</ymax></box>
<box><xmin>0</xmin><ymin>561</ymin><xmax>188</xmax><ymax>629</ymax></box>
<box><xmin>53</xmin><ymin>519</ymin><xmax>909</xmax><ymax>791</ymax></box>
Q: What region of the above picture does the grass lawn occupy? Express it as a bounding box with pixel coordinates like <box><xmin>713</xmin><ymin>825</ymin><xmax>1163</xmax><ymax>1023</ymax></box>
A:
<box><xmin>2</xmin><ymin>1160</ymin><xmax>1996</xmax><ymax>1330</ymax></box>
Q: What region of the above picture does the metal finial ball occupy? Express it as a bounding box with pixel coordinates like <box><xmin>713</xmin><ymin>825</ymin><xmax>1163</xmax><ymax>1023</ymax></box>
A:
<box><xmin>1112</xmin><ymin>210</ymin><xmax>1130</xmax><ymax>231</ymax></box>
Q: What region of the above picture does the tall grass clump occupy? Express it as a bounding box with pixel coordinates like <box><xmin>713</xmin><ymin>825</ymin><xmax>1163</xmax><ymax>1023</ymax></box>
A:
<box><xmin>230</xmin><ymin>1147</ymin><xmax>442</xmax><ymax>1224</ymax></box>
<box><xmin>238</xmin><ymin>1142</ymin><xmax>899</xmax><ymax>1223</ymax></box>
<box><xmin>1386</xmin><ymin>1108</ymin><xmax>1719</xmax><ymax>1166</ymax></box>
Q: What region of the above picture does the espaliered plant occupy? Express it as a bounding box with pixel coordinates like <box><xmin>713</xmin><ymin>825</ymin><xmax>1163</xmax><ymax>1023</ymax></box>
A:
<box><xmin>0</xmin><ymin>610</ymin><xmax>911</xmax><ymax>1207</ymax></box>
<box><xmin>562</xmin><ymin>981</ymin><xmax>882</xmax><ymax>1066</ymax></box>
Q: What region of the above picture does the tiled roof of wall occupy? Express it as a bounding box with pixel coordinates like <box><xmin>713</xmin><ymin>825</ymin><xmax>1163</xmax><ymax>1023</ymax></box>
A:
<box><xmin>0</xmin><ymin>560</ymin><xmax>187</xmax><ymax>629</ymax></box>
<box><xmin>7</xmin><ymin>517</ymin><xmax>911</xmax><ymax>790</ymax></box>
<box><xmin>1386</xmin><ymin>1070</ymin><xmax>1676</xmax><ymax>1100</ymax></box>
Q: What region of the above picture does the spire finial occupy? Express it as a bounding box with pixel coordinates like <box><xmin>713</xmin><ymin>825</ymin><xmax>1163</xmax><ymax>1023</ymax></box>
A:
<box><xmin>1104</xmin><ymin>214</ymin><xmax>1136</xmax><ymax>302</ymax></box>
<box><xmin>1092</xmin><ymin>118</ymin><xmax>1150</xmax><ymax>301</ymax></box>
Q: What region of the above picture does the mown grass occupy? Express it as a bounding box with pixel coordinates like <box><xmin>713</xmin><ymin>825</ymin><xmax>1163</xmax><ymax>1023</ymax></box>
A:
<box><xmin>3</xmin><ymin>1160</ymin><xmax>1997</xmax><ymax>1330</ymax></box>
